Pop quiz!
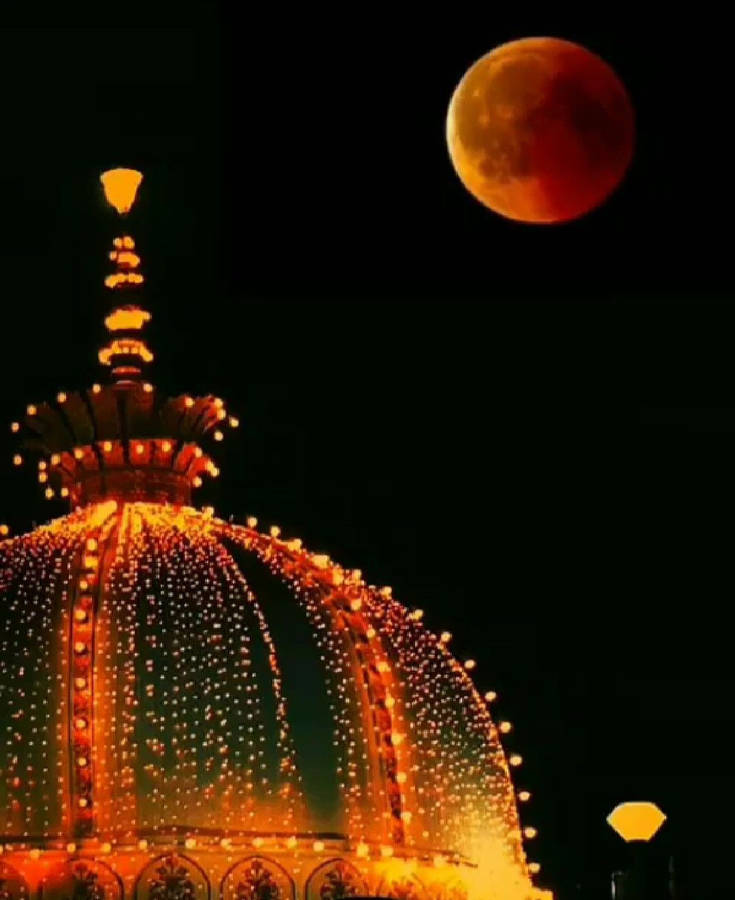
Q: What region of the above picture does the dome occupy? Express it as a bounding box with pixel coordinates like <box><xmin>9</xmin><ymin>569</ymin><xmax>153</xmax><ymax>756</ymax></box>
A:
<box><xmin>0</xmin><ymin>172</ymin><xmax>548</xmax><ymax>900</ymax></box>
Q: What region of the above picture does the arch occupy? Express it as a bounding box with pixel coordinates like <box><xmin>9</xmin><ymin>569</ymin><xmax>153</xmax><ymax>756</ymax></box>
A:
<box><xmin>305</xmin><ymin>858</ymin><xmax>368</xmax><ymax>900</ymax></box>
<box><xmin>134</xmin><ymin>854</ymin><xmax>211</xmax><ymax>900</ymax></box>
<box><xmin>0</xmin><ymin>862</ymin><xmax>30</xmax><ymax>900</ymax></box>
<box><xmin>39</xmin><ymin>859</ymin><xmax>123</xmax><ymax>900</ymax></box>
<box><xmin>220</xmin><ymin>856</ymin><xmax>295</xmax><ymax>900</ymax></box>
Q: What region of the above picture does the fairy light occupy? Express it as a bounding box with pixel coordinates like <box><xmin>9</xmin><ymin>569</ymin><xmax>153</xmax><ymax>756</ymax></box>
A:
<box><xmin>0</xmin><ymin>164</ymin><xmax>545</xmax><ymax>900</ymax></box>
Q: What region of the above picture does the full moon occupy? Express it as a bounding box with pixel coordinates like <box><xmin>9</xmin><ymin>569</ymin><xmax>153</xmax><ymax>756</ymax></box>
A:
<box><xmin>446</xmin><ymin>37</ymin><xmax>635</xmax><ymax>223</ymax></box>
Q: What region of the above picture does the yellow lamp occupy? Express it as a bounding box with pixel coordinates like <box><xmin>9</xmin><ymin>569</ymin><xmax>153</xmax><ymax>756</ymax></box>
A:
<box><xmin>100</xmin><ymin>168</ymin><xmax>143</xmax><ymax>214</ymax></box>
<box><xmin>607</xmin><ymin>801</ymin><xmax>666</xmax><ymax>842</ymax></box>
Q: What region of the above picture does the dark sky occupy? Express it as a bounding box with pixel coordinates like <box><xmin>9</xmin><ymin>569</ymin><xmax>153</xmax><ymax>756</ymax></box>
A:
<box><xmin>1</xmin><ymin>7</ymin><xmax>734</xmax><ymax>899</ymax></box>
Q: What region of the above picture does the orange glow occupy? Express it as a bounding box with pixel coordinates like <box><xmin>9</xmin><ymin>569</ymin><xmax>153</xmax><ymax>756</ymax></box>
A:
<box><xmin>485</xmin><ymin>691</ymin><xmax>497</xmax><ymax>702</ymax></box>
<box><xmin>13</xmin><ymin>454</ymin><xmax>22</xmax><ymax>466</ymax></box>
<box><xmin>10</xmin><ymin>421</ymin><xmax>19</xmax><ymax>432</ymax></box>
<box><xmin>607</xmin><ymin>801</ymin><xmax>666</xmax><ymax>842</ymax></box>
<box><xmin>509</xmin><ymin>754</ymin><xmax>523</xmax><ymax>767</ymax></box>
<box><xmin>499</xmin><ymin>721</ymin><xmax>512</xmax><ymax>733</ymax></box>
<box><xmin>104</xmin><ymin>271</ymin><xmax>144</xmax><ymax>288</ymax></box>
<box><xmin>99</xmin><ymin>339</ymin><xmax>154</xmax><ymax>365</ymax></box>
<box><xmin>57</xmin><ymin>391</ymin><xmax>67</xmax><ymax>403</ymax></box>
<box><xmin>518</xmin><ymin>790</ymin><xmax>531</xmax><ymax>802</ymax></box>
<box><xmin>104</xmin><ymin>307</ymin><xmax>151</xmax><ymax>331</ymax></box>
<box><xmin>524</xmin><ymin>827</ymin><xmax>537</xmax><ymax>839</ymax></box>
<box><xmin>100</xmin><ymin>168</ymin><xmax>143</xmax><ymax>214</ymax></box>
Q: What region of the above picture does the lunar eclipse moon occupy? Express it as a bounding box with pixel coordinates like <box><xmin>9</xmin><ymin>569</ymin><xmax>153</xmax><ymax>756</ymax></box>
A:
<box><xmin>446</xmin><ymin>37</ymin><xmax>635</xmax><ymax>224</ymax></box>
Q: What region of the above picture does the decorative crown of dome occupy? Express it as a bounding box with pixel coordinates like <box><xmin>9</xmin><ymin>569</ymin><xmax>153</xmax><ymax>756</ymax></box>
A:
<box><xmin>10</xmin><ymin>170</ymin><xmax>238</xmax><ymax>507</ymax></box>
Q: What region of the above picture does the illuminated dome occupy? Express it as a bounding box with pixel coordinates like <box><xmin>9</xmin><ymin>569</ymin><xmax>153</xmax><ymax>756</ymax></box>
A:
<box><xmin>0</xmin><ymin>173</ymin><xmax>548</xmax><ymax>900</ymax></box>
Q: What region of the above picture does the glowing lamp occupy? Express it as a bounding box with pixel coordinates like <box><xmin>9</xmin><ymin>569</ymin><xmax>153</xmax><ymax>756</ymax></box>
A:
<box><xmin>524</xmin><ymin>826</ymin><xmax>537</xmax><ymax>839</ymax></box>
<box><xmin>499</xmin><ymin>721</ymin><xmax>512</xmax><ymax>734</ymax></box>
<box><xmin>518</xmin><ymin>790</ymin><xmax>531</xmax><ymax>802</ymax></box>
<box><xmin>184</xmin><ymin>396</ymin><xmax>194</xmax><ymax>408</ymax></box>
<box><xmin>101</xmin><ymin>842</ymin><xmax>112</xmax><ymax>854</ymax></box>
<box><xmin>356</xmin><ymin>842</ymin><xmax>369</xmax><ymax>858</ymax></box>
<box><xmin>529</xmin><ymin>862</ymin><xmax>541</xmax><ymax>875</ymax></box>
<box><xmin>74</xmin><ymin>448</ymin><xmax>84</xmax><ymax>460</ymax></box>
<box><xmin>45</xmin><ymin>487</ymin><xmax>54</xmax><ymax>499</ymax></box>
<box><xmin>439</xmin><ymin>631</ymin><xmax>452</xmax><ymax>643</ymax></box>
<box><xmin>350</xmin><ymin>598</ymin><xmax>362</xmax><ymax>611</ymax></box>
<box><xmin>51</xmin><ymin>453</ymin><xmax>61</xmax><ymax>465</ymax></box>
<box><xmin>313</xmin><ymin>840</ymin><xmax>325</xmax><ymax>852</ymax></box>
<box><xmin>66</xmin><ymin>843</ymin><xmax>77</xmax><ymax>853</ymax></box>
<box><xmin>29</xmin><ymin>849</ymin><xmax>40</xmax><ymax>860</ymax></box>
<box><xmin>27</xmin><ymin>405</ymin><xmax>37</xmax><ymax>416</ymax></box>
<box><xmin>77</xmin><ymin>756</ymin><xmax>88</xmax><ymax>767</ymax></box>
<box><xmin>57</xmin><ymin>392</ymin><xmax>67</xmax><ymax>403</ymax></box>
<box><xmin>509</xmin><ymin>754</ymin><xmax>523</xmax><ymax>767</ymax></box>
<box><xmin>103</xmin><ymin>442</ymin><xmax>113</xmax><ymax>453</ymax></box>
<box><xmin>78</xmin><ymin>797</ymin><xmax>88</xmax><ymax>808</ymax></box>
<box><xmin>162</xmin><ymin>441</ymin><xmax>172</xmax><ymax>453</ymax></box>
<box><xmin>380</xmin><ymin>845</ymin><xmax>393</xmax><ymax>858</ymax></box>
<box><xmin>485</xmin><ymin>690</ymin><xmax>497</xmax><ymax>702</ymax></box>
<box><xmin>247</xmin><ymin>516</ymin><xmax>258</xmax><ymax>527</ymax></box>
<box><xmin>86</xmin><ymin>538</ymin><xmax>98</xmax><ymax>552</ymax></box>
<box><xmin>270</xmin><ymin>525</ymin><xmax>281</xmax><ymax>537</ymax></box>
<box><xmin>0</xmin><ymin>525</ymin><xmax>8</xmax><ymax>537</ymax></box>
<box><xmin>606</xmin><ymin>801</ymin><xmax>666</xmax><ymax>842</ymax></box>
<box><xmin>92</xmin><ymin>384</ymin><xmax>102</xmax><ymax>394</ymax></box>
<box><xmin>286</xmin><ymin>836</ymin><xmax>297</xmax><ymax>849</ymax></box>
<box><xmin>75</xmin><ymin>677</ymin><xmax>87</xmax><ymax>690</ymax></box>
<box><xmin>75</xmin><ymin>717</ymin><xmax>87</xmax><ymax>730</ymax></box>
<box><xmin>12</xmin><ymin>454</ymin><xmax>22</xmax><ymax>466</ymax></box>
<box><xmin>252</xmin><ymin>837</ymin><xmax>264</xmax><ymax>848</ymax></box>
<box><xmin>11</xmin><ymin>422</ymin><xmax>19</xmax><ymax>432</ymax></box>
<box><xmin>138</xmin><ymin>839</ymin><xmax>148</xmax><ymax>850</ymax></box>
<box><xmin>143</xmin><ymin>383</ymin><xmax>153</xmax><ymax>393</ymax></box>
<box><xmin>193</xmin><ymin>477</ymin><xmax>203</xmax><ymax>488</ymax></box>
<box><xmin>100</xmin><ymin>168</ymin><xmax>143</xmax><ymax>214</ymax></box>
<box><xmin>185</xmin><ymin>838</ymin><xmax>196</xmax><ymax>849</ymax></box>
<box><xmin>229</xmin><ymin>416</ymin><xmax>239</xmax><ymax>428</ymax></box>
<box><xmin>464</xmin><ymin>659</ymin><xmax>477</xmax><ymax>670</ymax></box>
<box><xmin>74</xmin><ymin>641</ymin><xmax>87</xmax><ymax>655</ymax></box>
<box><xmin>74</xmin><ymin>610</ymin><xmax>87</xmax><ymax>623</ymax></box>
<box><xmin>214</xmin><ymin>430</ymin><xmax>224</xmax><ymax>442</ymax></box>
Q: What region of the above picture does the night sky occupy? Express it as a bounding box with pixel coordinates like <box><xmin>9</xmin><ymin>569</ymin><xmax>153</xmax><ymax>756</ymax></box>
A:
<box><xmin>1</xmin><ymin>7</ymin><xmax>734</xmax><ymax>899</ymax></box>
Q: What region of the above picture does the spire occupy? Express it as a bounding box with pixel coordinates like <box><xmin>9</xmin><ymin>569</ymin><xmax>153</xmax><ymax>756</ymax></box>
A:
<box><xmin>98</xmin><ymin>168</ymin><xmax>153</xmax><ymax>385</ymax></box>
<box><xmin>9</xmin><ymin>170</ymin><xmax>240</xmax><ymax>508</ymax></box>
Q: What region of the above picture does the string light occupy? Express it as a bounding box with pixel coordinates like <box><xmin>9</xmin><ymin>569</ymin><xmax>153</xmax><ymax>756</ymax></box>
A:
<box><xmin>0</xmin><ymin>163</ymin><xmax>545</xmax><ymax>900</ymax></box>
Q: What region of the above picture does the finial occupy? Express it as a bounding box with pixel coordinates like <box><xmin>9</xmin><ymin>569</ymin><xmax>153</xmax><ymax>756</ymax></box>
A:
<box><xmin>98</xmin><ymin>168</ymin><xmax>152</xmax><ymax>384</ymax></box>
<box><xmin>100</xmin><ymin>168</ymin><xmax>143</xmax><ymax>214</ymax></box>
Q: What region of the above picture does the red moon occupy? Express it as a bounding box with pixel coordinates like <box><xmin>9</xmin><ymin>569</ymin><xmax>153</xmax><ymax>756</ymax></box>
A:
<box><xmin>446</xmin><ymin>37</ymin><xmax>635</xmax><ymax>223</ymax></box>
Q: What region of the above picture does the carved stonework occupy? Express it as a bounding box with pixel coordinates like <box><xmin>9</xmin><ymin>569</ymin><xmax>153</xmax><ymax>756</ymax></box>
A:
<box><xmin>306</xmin><ymin>860</ymin><xmax>367</xmax><ymax>900</ymax></box>
<box><xmin>234</xmin><ymin>861</ymin><xmax>282</xmax><ymax>900</ymax></box>
<box><xmin>221</xmin><ymin>859</ymin><xmax>293</xmax><ymax>900</ymax></box>
<box><xmin>68</xmin><ymin>864</ymin><xmax>106</xmax><ymax>900</ymax></box>
<box><xmin>149</xmin><ymin>857</ymin><xmax>197</xmax><ymax>900</ymax></box>
<box><xmin>317</xmin><ymin>862</ymin><xmax>363</xmax><ymax>900</ymax></box>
